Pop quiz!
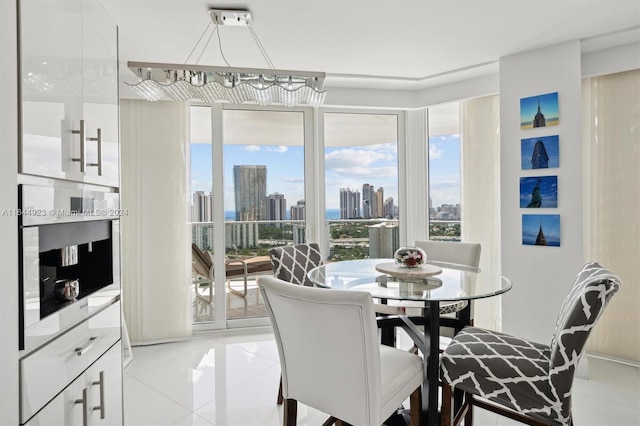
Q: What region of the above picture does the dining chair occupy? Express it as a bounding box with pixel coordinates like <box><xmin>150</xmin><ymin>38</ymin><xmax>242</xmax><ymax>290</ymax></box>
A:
<box><xmin>268</xmin><ymin>243</ymin><xmax>323</xmax><ymax>287</ymax></box>
<box><xmin>269</xmin><ymin>243</ymin><xmax>324</xmax><ymax>405</ymax></box>
<box><xmin>440</xmin><ymin>262</ymin><xmax>622</xmax><ymax>426</ymax></box>
<box><xmin>258</xmin><ymin>275</ymin><xmax>423</xmax><ymax>426</ymax></box>
<box><xmin>378</xmin><ymin>241</ymin><xmax>482</xmax><ymax>348</ymax></box>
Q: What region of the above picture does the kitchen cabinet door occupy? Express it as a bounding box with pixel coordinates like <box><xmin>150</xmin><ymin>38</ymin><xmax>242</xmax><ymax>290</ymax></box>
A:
<box><xmin>24</xmin><ymin>341</ymin><xmax>123</xmax><ymax>426</ymax></box>
<box><xmin>20</xmin><ymin>0</ymin><xmax>119</xmax><ymax>187</ymax></box>
<box><xmin>20</xmin><ymin>0</ymin><xmax>84</xmax><ymax>181</ymax></box>
<box><xmin>82</xmin><ymin>0</ymin><xmax>119</xmax><ymax>187</ymax></box>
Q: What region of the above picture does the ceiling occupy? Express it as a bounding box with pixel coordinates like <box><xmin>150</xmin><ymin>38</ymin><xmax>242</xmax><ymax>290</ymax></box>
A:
<box><xmin>102</xmin><ymin>0</ymin><xmax>640</xmax><ymax>92</ymax></box>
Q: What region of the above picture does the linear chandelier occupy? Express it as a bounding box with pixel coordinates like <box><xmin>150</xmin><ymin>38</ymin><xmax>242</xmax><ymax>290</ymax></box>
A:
<box><xmin>125</xmin><ymin>9</ymin><xmax>326</xmax><ymax>107</ymax></box>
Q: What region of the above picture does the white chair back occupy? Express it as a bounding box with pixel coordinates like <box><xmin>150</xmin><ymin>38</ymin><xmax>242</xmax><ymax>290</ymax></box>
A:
<box><xmin>414</xmin><ymin>240</ymin><xmax>481</xmax><ymax>268</ymax></box>
<box><xmin>258</xmin><ymin>276</ymin><xmax>383</xmax><ymax>425</ymax></box>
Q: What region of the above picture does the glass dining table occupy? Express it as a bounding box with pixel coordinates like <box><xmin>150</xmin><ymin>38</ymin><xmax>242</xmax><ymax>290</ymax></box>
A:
<box><xmin>307</xmin><ymin>258</ymin><xmax>512</xmax><ymax>426</ymax></box>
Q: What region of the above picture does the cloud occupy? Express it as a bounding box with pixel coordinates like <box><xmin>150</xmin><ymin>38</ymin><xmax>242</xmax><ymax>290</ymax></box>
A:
<box><xmin>333</xmin><ymin>166</ymin><xmax>397</xmax><ymax>179</ymax></box>
<box><xmin>269</xmin><ymin>146</ymin><xmax>288</xmax><ymax>153</ymax></box>
<box><xmin>429</xmin><ymin>143</ymin><xmax>443</xmax><ymax>159</ymax></box>
<box><xmin>244</xmin><ymin>145</ymin><xmax>261</xmax><ymax>152</ymax></box>
<box><xmin>325</xmin><ymin>148</ymin><xmax>394</xmax><ymax>169</ymax></box>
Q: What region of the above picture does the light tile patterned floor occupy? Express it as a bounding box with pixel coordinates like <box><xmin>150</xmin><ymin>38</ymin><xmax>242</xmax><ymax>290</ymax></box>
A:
<box><xmin>124</xmin><ymin>329</ymin><xmax>640</xmax><ymax>426</ymax></box>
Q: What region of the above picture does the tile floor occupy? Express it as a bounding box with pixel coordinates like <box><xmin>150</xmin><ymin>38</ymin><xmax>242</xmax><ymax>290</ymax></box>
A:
<box><xmin>124</xmin><ymin>328</ymin><xmax>640</xmax><ymax>426</ymax></box>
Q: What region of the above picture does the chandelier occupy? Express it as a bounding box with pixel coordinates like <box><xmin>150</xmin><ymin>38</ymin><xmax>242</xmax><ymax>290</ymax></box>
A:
<box><xmin>125</xmin><ymin>9</ymin><xmax>326</xmax><ymax>107</ymax></box>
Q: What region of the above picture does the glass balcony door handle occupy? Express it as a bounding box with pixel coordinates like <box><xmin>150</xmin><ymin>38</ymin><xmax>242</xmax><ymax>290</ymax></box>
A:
<box><xmin>87</xmin><ymin>128</ymin><xmax>103</xmax><ymax>176</ymax></box>
<box><xmin>71</xmin><ymin>119</ymin><xmax>86</xmax><ymax>173</ymax></box>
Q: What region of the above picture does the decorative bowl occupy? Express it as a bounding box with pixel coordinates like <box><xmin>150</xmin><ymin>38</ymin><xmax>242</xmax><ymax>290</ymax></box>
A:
<box><xmin>393</xmin><ymin>246</ymin><xmax>427</xmax><ymax>268</ymax></box>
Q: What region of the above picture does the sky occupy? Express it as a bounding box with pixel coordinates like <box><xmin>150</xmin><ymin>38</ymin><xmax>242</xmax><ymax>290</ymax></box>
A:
<box><xmin>190</xmin><ymin>134</ymin><xmax>461</xmax><ymax>211</ymax></box>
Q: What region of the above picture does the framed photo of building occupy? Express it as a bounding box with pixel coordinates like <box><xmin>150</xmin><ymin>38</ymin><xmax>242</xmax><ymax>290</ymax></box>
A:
<box><xmin>520</xmin><ymin>176</ymin><xmax>558</xmax><ymax>208</ymax></box>
<box><xmin>520</xmin><ymin>92</ymin><xmax>559</xmax><ymax>129</ymax></box>
<box><xmin>522</xmin><ymin>214</ymin><xmax>560</xmax><ymax>246</ymax></box>
<box><xmin>521</xmin><ymin>135</ymin><xmax>559</xmax><ymax>170</ymax></box>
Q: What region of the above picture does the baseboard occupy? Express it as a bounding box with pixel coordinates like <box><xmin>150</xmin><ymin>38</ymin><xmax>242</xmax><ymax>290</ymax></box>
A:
<box><xmin>587</xmin><ymin>352</ymin><xmax>640</xmax><ymax>368</ymax></box>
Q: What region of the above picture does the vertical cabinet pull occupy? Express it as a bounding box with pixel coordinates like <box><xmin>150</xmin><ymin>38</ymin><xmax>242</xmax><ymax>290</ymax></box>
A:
<box><xmin>87</xmin><ymin>128</ymin><xmax>103</xmax><ymax>176</ymax></box>
<box><xmin>92</xmin><ymin>371</ymin><xmax>106</xmax><ymax>419</ymax></box>
<box><xmin>71</xmin><ymin>120</ymin><xmax>86</xmax><ymax>173</ymax></box>
<box><xmin>74</xmin><ymin>387</ymin><xmax>89</xmax><ymax>426</ymax></box>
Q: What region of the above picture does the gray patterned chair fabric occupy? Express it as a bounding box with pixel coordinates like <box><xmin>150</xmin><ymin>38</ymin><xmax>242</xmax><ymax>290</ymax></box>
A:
<box><xmin>269</xmin><ymin>243</ymin><xmax>323</xmax><ymax>287</ymax></box>
<box><xmin>440</xmin><ymin>262</ymin><xmax>622</xmax><ymax>426</ymax></box>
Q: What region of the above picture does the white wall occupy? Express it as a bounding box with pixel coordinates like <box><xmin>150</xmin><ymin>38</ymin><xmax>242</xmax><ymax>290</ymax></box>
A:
<box><xmin>120</xmin><ymin>100</ymin><xmax>191</xmax><ymax>344</ymax></box>
<box><xmin>500</xmin><ymin>41</ymin><xmax>584</xmax><ymax>344</ymax></box>
<box><xmin>0</xmin><ymin>1</ymin><xmax>20</xmax><ymax>423</ymax></box>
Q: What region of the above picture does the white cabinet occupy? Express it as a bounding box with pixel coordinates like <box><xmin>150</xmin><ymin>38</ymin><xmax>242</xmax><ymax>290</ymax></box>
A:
<box><xmin>20</xmin><ymin>302</ymin><xmax>123</xmax><ymax>425</ymax></box>
<box><xmin>24</xmin><ymin>342</ymin><xmax>123</xmax><ymax>426</ymax></box>
<box><xmin>20</xmin><ymin>0</ymin><xmax>119</xmax><ymax>187</ymax></box>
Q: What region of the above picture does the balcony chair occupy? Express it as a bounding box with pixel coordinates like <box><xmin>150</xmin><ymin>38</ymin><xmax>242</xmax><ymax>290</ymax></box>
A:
<box><xmin>440</xmin><ymin>262</ymin><xmax>622</xmax><ymax>426</ymax></box>
<box><xmin>191</xmin><ymin>244</ymin><xmax>273</xmax><ymax>302</ymax></box>
<box><xmin>258</xmin><ymin>275</ymin><xmax>423</xmax><ymax>426</ymax></box>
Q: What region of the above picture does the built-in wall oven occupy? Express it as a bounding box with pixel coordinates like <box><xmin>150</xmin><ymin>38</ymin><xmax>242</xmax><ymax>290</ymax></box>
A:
<box><xmin>18</xmin><ymin>183</ymin><xmax>122</xmax><ymax>354</ymax></box>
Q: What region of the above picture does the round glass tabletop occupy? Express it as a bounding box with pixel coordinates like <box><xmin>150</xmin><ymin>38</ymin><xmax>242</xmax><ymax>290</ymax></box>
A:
<box><xmin>307</xmin><ymin>258</ymin><xmax>512</xmax><ymax>303</ymax></box>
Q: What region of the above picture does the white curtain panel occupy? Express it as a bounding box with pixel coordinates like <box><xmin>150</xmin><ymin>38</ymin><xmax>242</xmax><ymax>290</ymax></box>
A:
<box><xmin>120</xmin><ymin>100</ymin><xmax>192</xmax><ymax>345</ymax></box>
<box><xmin>461</xmin><ymin>95</ymin><xmax>502</xmax><ymax>331</ymax></box>
<box><xmin>583</xmin><ymin>70</ymin><xmax>640</xmax><ymax>362</ymax></box>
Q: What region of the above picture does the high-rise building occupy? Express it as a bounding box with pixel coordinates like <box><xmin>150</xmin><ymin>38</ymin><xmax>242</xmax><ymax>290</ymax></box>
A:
<box><xmin>290</xmin><ymin>199</ymin><xmax>306</xmax><ymax>221</ymax></box>
<box><xmin>340</xmin><ymin>188</ymin><xmax>360</xmax><ymax>219</ymax></box>
<box><xmin>225</xmin><ymin>222</ymin><xmax>259</xmax><ymax>249</ymax></box>
<box><xmin>375</xmin><ymin>187</ymin><xmax>384</xmax><ymax>218</ymax></box>
<box><xmin>192</xmin><ymin>223</ymin><xmax>214</xmax><ymax>251</ymax></box>
<box><xmin>362</xmin><ymin>183</ymin><xmax>375</xmax><ymax>218</ymax></box>
<box><xmin>368</xmin><ymin>222</ymin><xmax>400</xmax><ymax>258</ymax></box>
<box><xmin>268</xmin><ymin>192</ymin><xmax>287</xmax><ymax>222</ymax></box>
<box><xmin>383</xmin><ymin>197</ymin><xmax>395</xmax><ymax>219</ymax></box>
<box><xmin>292</xmin><ymin>224</ymin><xmax>306</xmax><ymax>244</ymax></box>
<box><xmin>233</xmin><ymin>165</ymin><xmax>267</xmax><ymax>221</ymax></box>
<box><xmin>192</xmin><ymin>191</ymin><xmax>213</xmax><ymax>222</ymax></box>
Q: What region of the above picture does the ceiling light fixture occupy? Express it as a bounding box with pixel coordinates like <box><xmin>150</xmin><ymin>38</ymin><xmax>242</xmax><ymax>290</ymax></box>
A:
<box><xmin>125</xmin><ymin>9</ymin><xmax>326</xmax><ymax>107</ymax></box>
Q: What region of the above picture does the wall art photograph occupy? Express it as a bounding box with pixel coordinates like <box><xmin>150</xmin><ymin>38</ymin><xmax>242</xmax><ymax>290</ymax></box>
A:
<box><xmin>522</xmin><ymin>214</ymin><xmax>560</xmax><ymax>246</ymax></box>
<box><xmin>521</xmin><ymin>135</ymin><xmax>559</xmax><ymax>169</ymax></box>
<box><xmin>520</xmin><ymin>92</ymin><xmax>559</xmax><ymax>129</ymax></box>
<box><xmin>520</xmin><ymin>176</ymin><xmax>558</xmax><ymax>208</ymax></box>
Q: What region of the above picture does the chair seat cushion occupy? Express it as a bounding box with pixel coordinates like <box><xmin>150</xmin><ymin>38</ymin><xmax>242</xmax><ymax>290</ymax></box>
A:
<box><xmin>379</xmin><ymin>345</ymin><xmax>423</xmax><ymax>420</ymax></box>
<box><xmin>441</xmin><ymin>327</ymin><xmax>558</xmax><ymax>421</ymax></box>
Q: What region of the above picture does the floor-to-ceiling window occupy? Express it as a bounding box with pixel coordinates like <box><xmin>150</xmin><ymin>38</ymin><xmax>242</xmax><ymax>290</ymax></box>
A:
<box><xmin>427</xmin><ymin>103</ymin><xmax>461</xmax><ymax>241</ymax></box>
<box><xmin>222</xmin><ymin>108</ymin><xmax>305</xmax><ymax>321</ymax></box>
<box><xmin>323</xmin><ymin>112</ymin><xmax>399</xmax><ymax>260</ymax></box>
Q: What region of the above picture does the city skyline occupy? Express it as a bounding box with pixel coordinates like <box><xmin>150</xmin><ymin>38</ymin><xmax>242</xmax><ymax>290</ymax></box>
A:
<box><xmin>190</xmin><ymin>133</ymin><xmax>461</xmax><ymax>212</ymax></box>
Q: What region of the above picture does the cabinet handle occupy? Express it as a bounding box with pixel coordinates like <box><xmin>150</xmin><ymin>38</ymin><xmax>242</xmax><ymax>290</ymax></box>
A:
<box><xmin>92</xmin><ymin>371</ymin><xmax>105</xmax><ymax>419</ymax></box>
<box><xmin>87</xmin><ymin>128</ymin><xmax>103</xmax><ymax>176</ymax></box>
<box><xmin>74</xmin><ymin>334</ymin><xmax>104</xmax><ymax>356</ymax></box>
<box><xmin>74</xmin><ymin>387</ymin><xmax>89</xmax><ymax>426</ymax></box>
<box><xmin>71</xmin><ymin>120</ymin><xmax>86</xmax><ymax>173</ymax></box>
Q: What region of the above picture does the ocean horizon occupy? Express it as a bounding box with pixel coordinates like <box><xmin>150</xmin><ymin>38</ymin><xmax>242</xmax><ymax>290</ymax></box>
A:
<box><xmin>224</xmin><ymin>209</ymin><xmax>341</xmax><ymax>221</ymax></box>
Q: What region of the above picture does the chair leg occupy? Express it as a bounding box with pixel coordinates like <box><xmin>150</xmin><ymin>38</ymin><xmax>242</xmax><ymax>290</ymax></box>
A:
<box><xmin>410</xmin><ymin>385</ymin><xmax>422</xmax><ymax>426</ymax></box>
<box><xmin>441</xmin><ymin>383</ymin><xmax>453</xmax><ymax>426</ymax></box>
<box><xmin>277</xmin><ymin>375</ymin><xmax>284</xmax><ymax>405</ymax></box>
<box><xmin>283</xmin><ymin>398</ymin><xmax>297</xmax><ymax>426</ymax></box>
<box><xmin>465</xmin><ymin>393</ymin><xmax>473</xmax><ymax>426</ymax></box>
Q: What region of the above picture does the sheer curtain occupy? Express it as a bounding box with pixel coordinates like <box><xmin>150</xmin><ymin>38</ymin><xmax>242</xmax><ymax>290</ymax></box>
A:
<box><xmin>461</xmin><ymin>95</ymin><xmax>502</xmax><ymax>330</ymax></box>
<box><xmin>120</xmin><ymin>100</ymin><xmax>192</xmax><ymax>345</ymax></box>
<box><xmin>583</xmin><ymin>70</ymin><xmax>640</xmax><ymax>362</ymax></box>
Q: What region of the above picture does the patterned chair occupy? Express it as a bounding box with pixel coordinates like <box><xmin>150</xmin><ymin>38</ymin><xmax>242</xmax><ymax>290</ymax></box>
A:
<box><xmin>269</xmin><ymin>243</ymin><xmax>323</xmax><ymax>287</ymax></box>
<box><xmin>440</xmin><ymin>262</ymin><xmax>622</xmax><ymax>426</ymax></box>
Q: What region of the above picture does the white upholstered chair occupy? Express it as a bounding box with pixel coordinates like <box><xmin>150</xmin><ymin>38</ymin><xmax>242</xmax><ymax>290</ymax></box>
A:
<box><xmin>258</xmin><ymin>275</ymin><xmax>423</xmax><ymax>426</ymax></box>
<box><xmin>378</xmin><ymin>241</ymin><xmax>482</xmax><ymax>348</ymax></box>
